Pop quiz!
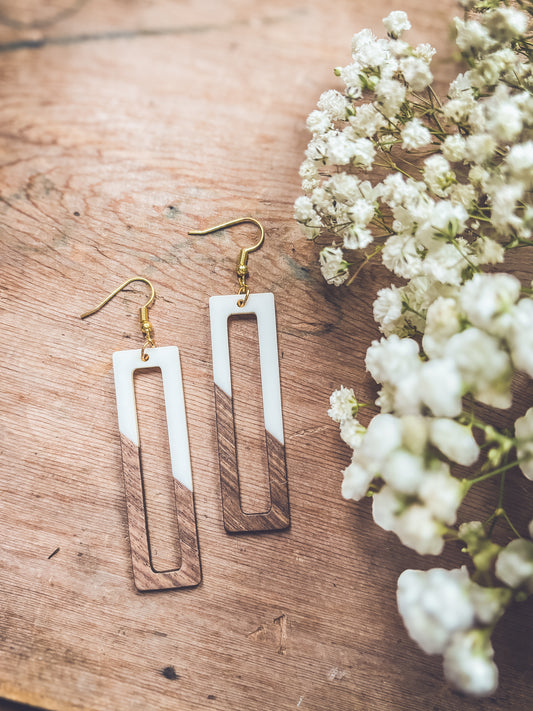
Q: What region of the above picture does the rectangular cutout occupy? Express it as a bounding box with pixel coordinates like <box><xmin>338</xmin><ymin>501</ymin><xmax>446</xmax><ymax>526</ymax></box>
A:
<box><xmin>228</xmin><ymin>314</ymin><xmax>270</xmax><ymax>514</ymax></box>
<box><xmin>134</xmin><ymin>367</ymin><xmax>181</xmax><ymax>572</ymax></box>
<box><xmin>113</xmin><ymin>346</ymin><xmax>201</xmax><ymax>590</ymax></box>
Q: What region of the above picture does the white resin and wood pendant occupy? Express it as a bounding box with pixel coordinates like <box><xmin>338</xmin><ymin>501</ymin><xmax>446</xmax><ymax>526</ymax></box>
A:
<box><xmin>112</xmin><ymin>346</ymin><xmax>201</xmax><ymax>590</ymax></box>
<box><xmin>209</xmin><ymin>293</ymin><xmax>290</xmax><ymax>533</ymax></box>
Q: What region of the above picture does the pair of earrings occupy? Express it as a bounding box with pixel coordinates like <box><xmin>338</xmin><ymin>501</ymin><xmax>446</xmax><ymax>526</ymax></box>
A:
<box><xmin>81</xmin><ymin>218</ymin><xmax>290</xmax><ymax>591</ymax></box>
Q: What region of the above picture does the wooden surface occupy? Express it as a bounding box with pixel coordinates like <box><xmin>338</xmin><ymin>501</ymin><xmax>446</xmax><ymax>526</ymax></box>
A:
<box><xmin>1</xmin><ymin>0</ymin><xmax>533</xmax><ymax>710</ymax></box>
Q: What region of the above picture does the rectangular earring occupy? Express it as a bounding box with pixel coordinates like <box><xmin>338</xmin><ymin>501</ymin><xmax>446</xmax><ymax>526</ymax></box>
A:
<box><xmin>189</xmin><ymin>219</ymin><xmax>290</xmax><ymax>533</ymax></box>
<box><xmin>81</xmin><ymin>277</ymin><xmax>201</xmax><ymax>590</ymax></box>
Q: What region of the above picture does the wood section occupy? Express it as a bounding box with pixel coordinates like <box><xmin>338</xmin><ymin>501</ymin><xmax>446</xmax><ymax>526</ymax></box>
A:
<box><xmin>2</xmin><ymin>0</ymin><xmax>533</xmax><ymax>710</ymax></box>
<box><xmin>214</xmin><ymin>384</ymin><xmax>290</xmax><ymax>532</ymax></box>
<box><xmin>120</xmin><ymin>433</ymin><xmax>201</xmax><ymax>590</ymax></box>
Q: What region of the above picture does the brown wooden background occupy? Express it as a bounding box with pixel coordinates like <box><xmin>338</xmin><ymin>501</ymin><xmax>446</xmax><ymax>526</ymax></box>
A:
<box><xmin>1</xmin><ymin>0</ymin><xmax>533</xmax><ymax>709</ymax></box>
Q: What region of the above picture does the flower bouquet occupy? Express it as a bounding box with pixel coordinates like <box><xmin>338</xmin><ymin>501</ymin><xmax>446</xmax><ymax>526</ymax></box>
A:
<box><xmin>296</xmin><ymin>0</ymin><xmax>533</xmax><ymax>696</ymax></box>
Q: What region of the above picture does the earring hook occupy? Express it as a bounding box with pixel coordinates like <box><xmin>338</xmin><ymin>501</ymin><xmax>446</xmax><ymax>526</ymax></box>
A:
<box><xmin>80</xmin><ymin>276</ymin><xmax>156</xmax><ymax>361</ymax></box>
<box><xmin>188</xmin><ymin>217</ymin><xmax>265</xmax><ymax>307</ymax></box>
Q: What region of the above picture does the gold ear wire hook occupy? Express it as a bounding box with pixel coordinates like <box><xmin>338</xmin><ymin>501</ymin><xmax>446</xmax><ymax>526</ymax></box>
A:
<box><xmin>80</xmin><ymin>276</ymin><xmax>156</xmax><ymax>361</ymax></box>
<box><xmin>188</xmin><ymin>217</ymin><xmax>265</xmax><ymax>307</ymax></box>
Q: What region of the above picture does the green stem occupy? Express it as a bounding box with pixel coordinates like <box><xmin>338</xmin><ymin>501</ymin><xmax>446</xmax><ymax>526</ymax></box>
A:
<box><xmin>402</xmin><ymin>302</ymin><xmax>426</xmax><ymax>320</ymax></box>
<box><xmin>465</xmin><ymin>458</ymin><xmax>524</xmax><ymax>488</ymax></box>
<box><xmin>449</xmin><ymin>237</ymin><xmax>479</xmax><ymax>271</ymax></box>
<box><xmin>346</xmin><ymin>245</ymin><xmax>384</xmax><ymax>286</ymax></box>
<box><xmin>500</xmin><ymin>509</ymin><xmax>522</xmax><ymax>538</ymax></box>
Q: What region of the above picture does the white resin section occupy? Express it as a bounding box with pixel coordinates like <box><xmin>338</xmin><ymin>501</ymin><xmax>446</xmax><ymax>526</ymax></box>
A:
<box><xmin>209</xmin><ymin>292</ymin><xmax>284</xmax><ymax>445</ymax></box>
<box><xmin>112</xmin><ymin>346</ymin><xmax>193</xmax><ymax>491</ymax></box>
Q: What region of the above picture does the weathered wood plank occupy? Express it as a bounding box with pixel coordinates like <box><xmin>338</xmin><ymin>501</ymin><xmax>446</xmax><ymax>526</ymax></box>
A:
<box><xmin>1</xmin><ymin>0</ymin><xmax>533</xmax><ymax>710</ymax></box>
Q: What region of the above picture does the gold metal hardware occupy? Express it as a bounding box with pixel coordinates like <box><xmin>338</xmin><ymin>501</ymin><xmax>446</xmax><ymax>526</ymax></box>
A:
<box><xmin>188</xmin><ymin>217</ymin><xmax>265</xmax><ymax>307</ymax></box>
<box><xmin>80</xmin><ymin>276</ymin><xmax>156</xmax><ymax>361</ymax></box>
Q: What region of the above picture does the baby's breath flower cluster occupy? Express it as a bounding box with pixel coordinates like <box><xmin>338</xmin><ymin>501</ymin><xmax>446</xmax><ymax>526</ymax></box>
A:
<box><xmin>298</xmin><ymin>1</ymin><xmax>533</xmax><ymax>697</ymax></box>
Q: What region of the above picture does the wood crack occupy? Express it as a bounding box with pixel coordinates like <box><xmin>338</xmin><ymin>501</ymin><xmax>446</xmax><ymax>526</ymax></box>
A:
<box><xmin>0</xmin><ymin>11</ymin><xmax>302</xmax><ymax>53</ymax></box>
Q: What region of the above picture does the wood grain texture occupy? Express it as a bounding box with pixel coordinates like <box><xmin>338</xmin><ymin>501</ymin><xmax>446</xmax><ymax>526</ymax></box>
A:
<box><xmin>119</xmin><ymin>433</ymin><xmax>201</xmax><ymax>591</ymax></box>
<box><xmin>214</xmin><ymin>384</ymin><xmax>290</xmax><ymax>532</ymax></box>
<box><xmin>1</xmin><ymin>0</ymin><xmax>533</xmax><ymax>709</ymax></box>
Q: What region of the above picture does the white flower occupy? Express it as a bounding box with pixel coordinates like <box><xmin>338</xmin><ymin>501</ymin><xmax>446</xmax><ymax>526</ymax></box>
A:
<box><xmin>413</xmin><ymin>42</ymin><xmax>436</xmax><ymax>64</ymax></box>
<box><xmin>306</xmin><ymin>109</ymin><xmax>331</xmax><ymax>135</ymax></box>
<box><xmin>343</xmin><ymin>226</ymin><xmax>373</xmax><ymax>250</ymax></box>
<box><xmin>489</xmin><ymin>181</ymin><xmax>524</xmax><ymax>234</ymax></box>
<box><xmin>423</xmin><ymin>155</ymin><xmax>455</xmax><ymax>197</ymax></box>
<box><xmin>472</xmin><ymin>237</ymin><xmax>504</xmax><ymax>266</ymax></box>
<box><xmin>419</xmin><ymin>469</ymin><xmax>464</xmax><ymax>525</ymax></box>
<box><xmin>325</xmin><ymin>132</ymin><xmax>357</xmax><ymax>165</ymax></box>
<box><xmin>337</xmin><ymin>63</ymin><xmax>364</xmax><ymax>96</ymax></box>
<box><xmin>423</xmin><ymin>297</ymin><xmax>462</xmax><ymax>359</ymax></box>
<box><xmin>351</xmin><ymin>138</ymin><xmax>376</xmax><ymax>169</ymax></box>
<box><xmin>400</xmin><ymin>56</ymin><xmax>433</xmax><ymax>91</ymax></box>
<box><xmin>450</xmin><ymin>183</ymin><xmax>476</xmax><ymax>210</ymax></box>
<box><xmin>347</xmin><ymin>197</ymin><xmax>374</xmax><ymax>226</ymax></box>
<box><xmin>444</xmin><ymin>328</ymin><xmax>512</xmax><ymax>408</ymax></box>
<box><xmin>381</xmin><ymin>449</ymin><xmax>426</xmax><ymax>494</ymax></box>
<box><xmin>351</xmin><ymin>28</ymin><xmax>375</xmax><ymax>56</ymax></box>
<box><xmin>376</xmin><ymin>78</ymin><xmax>406</xmax><ymax>116</ymax></box>
<box><xmin>443</xmin><ymin>97</ymin><xmax>474</xmax><ymax>123</ymax></box>
<box><xmin>359</xmin><ymin>413</ymin><xmax>403</xmax><ymax>471</ymax></box>
<box><xmin>470</xmin><ymin>584</ymin><xmax>509</xmax><ymax>626</ymax></box>
<box><xmin>394</xmin><ymin>504</ymin><xmax>446</xmax><ymax>555</ymax></box>
<box><xmin>392</xmin><ymin>368</ymin><xmax>423</xmax><ymax>415</ymax></box>
<box><xmin>401</xmin><ymin>414</ymin><xmax>429</xmax><ymax>455</ymax></box>
<box><xmin>324</xmin><ymin>173</ymin><xmax>361</xmax><ymax>203</ymax></box>
<box><xmin>397</xmin><ymin>567</ymin><xmax>476</xmax><ymax>654</ymax></box>
<box><xmin>294</xmin><ymin>195</ymin><xmax>322</xmax><ymax>239</ymax></box>
<box><xmin>484</xmin><ymin>7</ymin><xmax>528</xmax><ymax>42</ymax></box>
<box><xmin>339</xmin><ymin>417</ymin><xmax>366</xmax><ymax>448</ymax></box>
<box><xmin>299</xmin><ymin>159</ymin><xmax>319</xmax><ymax>191</ymax></box>
<box><xmin>464</xmin><ymin>134</ymin><xmax>496</xmax><ymax>164</ymax></box>
<box><xmin>495</xmin><ymin>539</ymin><xmax>533</xmax><ymax>592</ymax></box>
<box><xmin>419</xmin><ymin>359</ymin><xmax>463</xmax><ymax>417</ymax></box>
<box><xmin>425</xmin><ymin>200</ymin><xmax>468</xmax><ymax>242</ymax></box>
<box><xmin>372</xmin><ymin>485</ymin><xmax>402</xmax><ymax>532</ymax></box>
<box><xmin>442</xmin><ymin>134</ymin><xmax>466</xmax><ymax>162</ymax></box>
<box><xmin>305</xmin><ymin>136</ymin><xmax>327</xmax><ymax>163</ymax></box>
<box><xmin>328</xmin><ymin>385</ymin><xmax>357</xmax><ymax>422</ymax></box>
<box><xmin>422</xmin><ymin>242</ymin><xmax>470</xmax><ymax>286</ymax></box>
<box><xmin>383</xmin><ymin>10</ymin><xmax>411</xmax><ymax>38</ymax></box>
<box><xmin>486</xmin><ymin>89</ymin><xmax>523</xmax><ymax>142</ymax></box>
<box><xmin>319</xmin><ymin>246</ymin><xmax>349</xmax><ymax>286</ymax></box>
<box><xmin>509</xmin><ymin>299</ymin><xmax>533</xmax><ymax>378</ymax></box>
<box><xmin>365</xmin><ymin>334</ymin><xmax>420</xmax><ymax>386</ymax></box>
<box><xmin>448</xmin><ymin>72</ymin><xmax>473</xmax><ymax>99</ymax></box>
<box><xmin>355</xmin><ymin>39</ymin><xmax>391</xmax><ymax>70</ymax></box>
<box><xmin>342</xmin><ymin>457</ymin><xmax>373</xmax><ymax>500</ymax></box>
<box><xmin>294</xmin><ymin>195</ymin><xmax>319</xmax><ymax>222</ymax></box>
<box><xmin>430</xmin><ymin>419</ymin><xmax>480</xmax><ymax>466</ymax></box>
<box><xmin>349</xmin><ymin>103</ymin><xmax>388</xmax><ymax>138</ymax></box>
<box><xmin>317</xmin><ymin>89</ymin><xmax>348</xmax><ymax>120</ymax></box>
<box><xmin>514</xmin><ymin>407</ymin><xmax>533</xmax><ymax>480</ymax></box>
<box><xmin>382</xmin><ymin>233</ymin><xmax>424</xmax><ymax>279</ymax></box>
<box><xmin>459</xmin><ymin>272</ymin><xmax>520</xmax><ymax>336</ymax></box>
<box><xmin>443</xmin><ymin>630</ymin><xmax>498</xmax><ymax>697</ymax></box>
<box><xmin>401</xmin><ymin>118</ymin><xmax>432</xmax><ymax>150</ymax></box>
<box><xmin>505</xmin><ymin>141</ymin><xmax>533</xmax><ymax>187</ymax></box>
<box><xmin>373</xmin><ymin>285</ymin><xmax>403</xmax><ymax>334</ymax></box>
<box><xmin>454</xmin><ymin>18</ymin><xmax>493</xmax><ymax>53</ymax></box>
<box><xmin>373</xmin><ymin>490</ymin><xmax>445</xmax><ymax>555</ymax></box>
